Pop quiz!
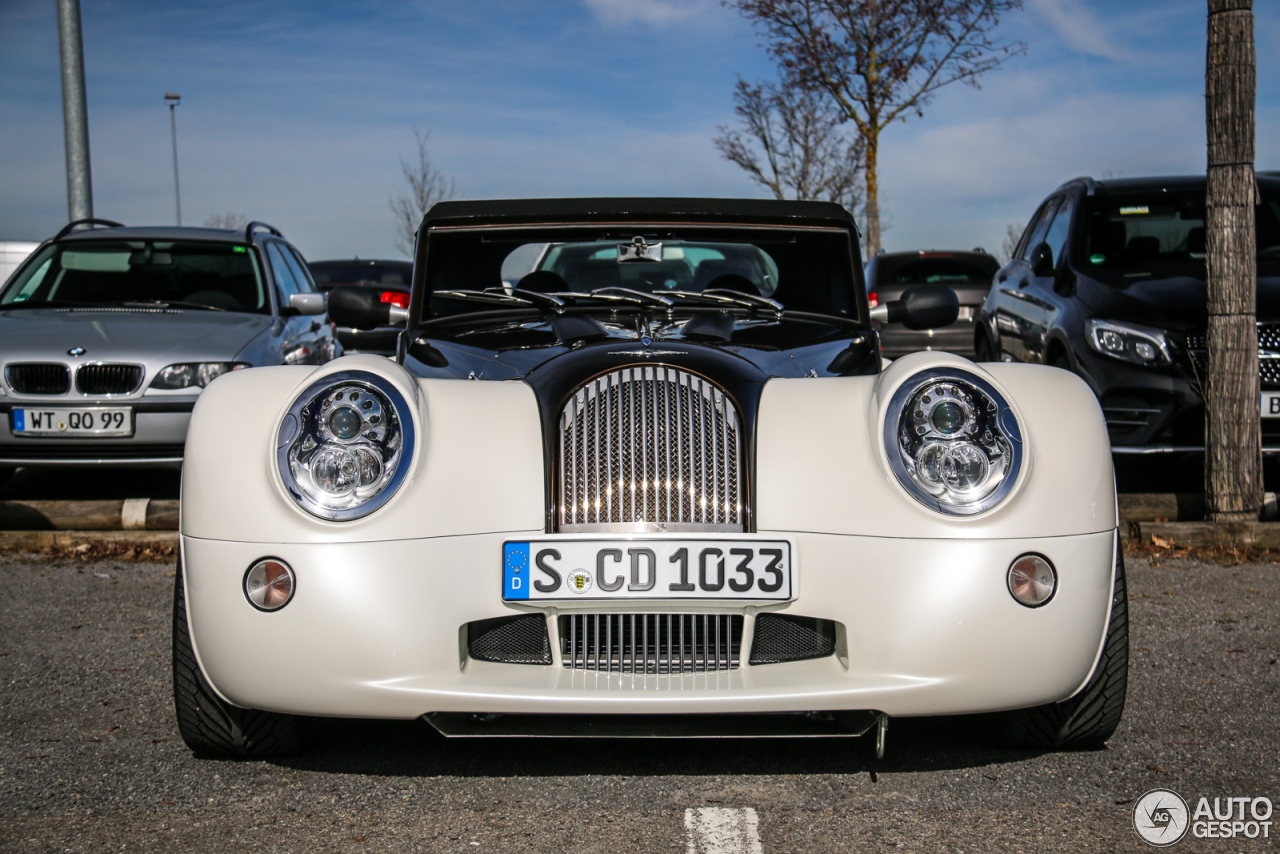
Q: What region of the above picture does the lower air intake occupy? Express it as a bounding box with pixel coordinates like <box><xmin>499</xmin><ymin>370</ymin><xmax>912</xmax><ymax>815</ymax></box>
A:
<box><xmin>749</xmin><ymin>614</ymin><xmax>837</xmax><ymax>665</ymax></box>
<box><xmin>467</xmin><ymin>615</ymin><xmax>551</xmax><ymax>665</ymax></box>
<box><xmin>560</xmin><ymin>613</ymin><xmax>742</xmax><ymax>673</ymax></box>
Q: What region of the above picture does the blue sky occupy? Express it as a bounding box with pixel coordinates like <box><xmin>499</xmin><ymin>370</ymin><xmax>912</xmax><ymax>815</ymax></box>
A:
<box><xmin>2</xmin><ymin>0</ymin><xmax>1277</xmax><ymax>261</ymax></box>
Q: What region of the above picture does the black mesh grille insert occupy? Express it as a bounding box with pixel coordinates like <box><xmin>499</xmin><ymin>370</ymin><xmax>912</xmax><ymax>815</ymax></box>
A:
<box><xmin>76</xmin><ymin>364</ymin><xmax>143</xmax><ymax>395</ymax></box>
<box><xmin>749</xmin><ymin>614</ymin><xmax>837</xmax><ymax>665</ymax></box>
<box><xmin>467</xmin><ymin>615</ymin><xmax>551</xmax><ymax>665</ymax></box>
<box><xmin>6</xmin><ymin>363</ymin><xmax>70</xmax><ymax>395</ymax></box>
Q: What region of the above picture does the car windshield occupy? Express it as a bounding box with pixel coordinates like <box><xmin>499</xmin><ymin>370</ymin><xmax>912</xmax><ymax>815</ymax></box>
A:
<box><xmin>310</xmin><ymin>264</ymin><xmax>410</xmax><ymax>289</ymax></box>
<box><xmin>875</xmin><ymin>255</ymin><xmax>998</xmax><ymax>285</ymax></box>
<box><xmin>424</xmin><ymin>227</ymin><xmax>859</xmax><ymax>317</ymax></box>
<box><xmin>1083</xmin><ymin>188</ymin><xmax>1280</xmax><ymax>284</ymax></box>
<box><xmin>0</xmin><ymin>240</ymin><xmax>268</xmax><ymax>312</ymax></box>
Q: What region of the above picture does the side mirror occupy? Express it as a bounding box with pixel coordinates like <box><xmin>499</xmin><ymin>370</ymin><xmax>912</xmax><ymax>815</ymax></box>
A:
<box><xmin>1030</xmin><ymin>242</ymin><xmax>1055</xmax><ymax>278</ymax></box>
<box><xmin>869</xmin><ymin>285</ymin><xmax>959</xmax><ymax>331</ymax></box>
<box><xmin>327</xmin><ymin>285</ymin><xmax>408</xmax><ymax>331</ymax></box>
<box><xmin>288</xmin><ymin>293</ymin><xmax>327</xmax><ymax>316</ymax></box>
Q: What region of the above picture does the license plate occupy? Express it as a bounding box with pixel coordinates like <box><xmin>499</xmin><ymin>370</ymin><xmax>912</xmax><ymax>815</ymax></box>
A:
<box><xmin>1263</xmin><ymin>392</ymin><xmax>1280</xmax><ymax>418</ymax></box>
<box><xmin>503</xmin><ymin>539</ymin><xmax>793</xmax><ymax>601</ymax></box>
<box><xmin>12</xmin><ymin>407</ymin><xmax>133</xmax><ymax>437</ymax></box>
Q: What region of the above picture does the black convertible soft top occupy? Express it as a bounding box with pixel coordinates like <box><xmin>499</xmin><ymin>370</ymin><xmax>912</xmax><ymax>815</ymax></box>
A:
<box><xmin>420</xmin><ymin>197</ymin><xmax>857</xmax><ymax>230</ymax></box>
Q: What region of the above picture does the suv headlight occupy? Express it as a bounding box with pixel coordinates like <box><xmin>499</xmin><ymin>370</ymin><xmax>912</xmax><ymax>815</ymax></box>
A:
<box><xmin>884</xmin><ymin>368</ymin><xmax>1023</xmax><ymax>515</ymax></box>
<box><xmin>1084</xmin><ymin>319</ymin><xmax>1171</xmax><ymax>367</ymax></box>
<box><xmin>276</xmin><ymin>370</ymin><xmax>415</xmax><ymax>520</ymax></box>
<box><xmin>150</xmin><ymin>362</ymin><xmax>250</xmax><ymax>389</ymax></box>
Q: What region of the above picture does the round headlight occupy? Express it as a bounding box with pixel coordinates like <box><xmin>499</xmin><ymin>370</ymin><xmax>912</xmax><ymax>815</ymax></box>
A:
<box><xmin>276</xmin><ymin>370</ymin><xmax>415</xmax><ymax>520</ymax></box>
<box><xmin>884</xmin><ymin>368</ymin><xmax>1023</xmax><ymax>515</ymax></box>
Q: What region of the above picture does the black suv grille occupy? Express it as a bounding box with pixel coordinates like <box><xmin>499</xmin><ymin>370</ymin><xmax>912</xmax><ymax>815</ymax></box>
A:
<box><xmin>467</xmin><ymin>615</ymin><xmax>551</xmax><ymax>665</ymax></box>
<box><xmin>76</xmin><ymin>364</ymin><xmax>142</xmax><ymax>395</ymax></box>
<box><xmin>749</xmin><ymin>614</ymin><xmax>837</xmax><ymax>665</ymax></box>
<box><xmin>1185</xmin><ymin>325</ymin><xmax>1280</xmax><ymax>385</ymax></box>
<box><xmin>6</xmin><ymin>363</ymin><xmax>70</xmax><ymax>395</ymax></box>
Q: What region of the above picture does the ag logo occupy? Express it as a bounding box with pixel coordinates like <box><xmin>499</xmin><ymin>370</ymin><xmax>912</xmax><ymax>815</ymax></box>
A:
<box><xmin>1133</xmin><ymin>788</ymin><xmax>1190</xmax><ymax>846</ymax></box>
<box><xmin>567</xmin><ymin>569</ymin><xmax>592</xmax><ymax>594</ymax></box>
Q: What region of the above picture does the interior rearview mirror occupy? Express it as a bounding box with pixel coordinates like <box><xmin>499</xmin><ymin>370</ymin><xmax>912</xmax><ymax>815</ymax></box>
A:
<box><xmin>327</xmin><ymin>285</ymin><xmax>409</xmax><ymax>330</ymax></box>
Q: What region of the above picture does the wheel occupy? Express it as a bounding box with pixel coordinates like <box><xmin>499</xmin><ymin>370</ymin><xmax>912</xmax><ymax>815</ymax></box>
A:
<box><xmin>1050</xmin><ymin>351</ymin><xmax>1072</xmax><ymax>372</ymax></box>
<box><xmin>997</xmin><ymin>539</ymin><xmax>1129</xmax><ymax>749</ymax></box>
<box><xmin>974</xmin><ymin>332</ymin><xmax>997</xmax><ymax>362</ymax></box>
<box><xmin>172</xmin><ymin>557</ymin><xmax>305</xmax><ymax>757</ymax></box>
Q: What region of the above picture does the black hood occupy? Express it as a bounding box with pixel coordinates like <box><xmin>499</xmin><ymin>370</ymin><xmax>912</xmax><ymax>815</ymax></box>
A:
<box><xmin>1075</xmin><ymin>269</ymin><xmax>1280</xmax><ymax>331</ymax></box>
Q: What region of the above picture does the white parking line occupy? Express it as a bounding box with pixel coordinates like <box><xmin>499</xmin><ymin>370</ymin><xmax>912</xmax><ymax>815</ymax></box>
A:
<box><xmin>684</xmin><ymin>807</ymin><xmax>764</xmax><ymax>854</ymax></box>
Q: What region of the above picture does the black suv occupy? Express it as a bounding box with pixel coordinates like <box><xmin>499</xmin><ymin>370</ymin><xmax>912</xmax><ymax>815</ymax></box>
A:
<box><xmin>975</xmin><ymin>174</ymin><xmax>1280</xmax><ymax>453</ymax></box>
<box><xmin>308</xmin><ymin>259</ymin><xmax>412</xmax><ymax>355</ymax></box>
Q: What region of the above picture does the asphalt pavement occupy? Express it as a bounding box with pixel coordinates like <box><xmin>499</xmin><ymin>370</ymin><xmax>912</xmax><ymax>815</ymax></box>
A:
<box><xmin>1</xmin><ymin>548</ymin><xmax>1276</xmax><ymax>852</ymax></box>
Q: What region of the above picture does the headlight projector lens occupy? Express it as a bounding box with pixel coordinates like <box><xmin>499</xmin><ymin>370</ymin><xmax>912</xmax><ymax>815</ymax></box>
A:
<box><xmin>1007</xmin><ymin>554</ymin><xmax>1056</xmax><ymax>607</ymax></box>
<box><xmin>276</xmin><ymin>371</ymin><xmax>416</xmax><ymax>520</ymax></box>
<box><xmin>884</xmin><ymin>368</ymin><xmax>1023</xmax><ymax>515</ymax></box>
<box><xmin>244</xmin><ymin>558</ymin><xmax>295</xmax><ymax>611</ymax></box>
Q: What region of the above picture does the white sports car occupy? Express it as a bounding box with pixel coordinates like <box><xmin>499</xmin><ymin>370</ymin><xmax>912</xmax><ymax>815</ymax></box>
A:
<box><xmin>173</xmin><ymin>198</ymin><xmax>1126</xmax><ymax>758</ymax></box>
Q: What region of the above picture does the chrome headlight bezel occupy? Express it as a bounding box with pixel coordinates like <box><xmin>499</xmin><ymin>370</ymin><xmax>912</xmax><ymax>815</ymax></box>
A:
<box><xmin>275</xmin><ymin>370</ymin><xmax>416</xmax><ymax>521</ymax></box>
<box><xmin>883</xmin><ymin>367</ymin><xmax>1024</xmax><ymax>516</ymax></box>
<box><xmin>1084</xmin><ymin>318</ymin><xmax>1172</xmax><ymax>367</ymax></box>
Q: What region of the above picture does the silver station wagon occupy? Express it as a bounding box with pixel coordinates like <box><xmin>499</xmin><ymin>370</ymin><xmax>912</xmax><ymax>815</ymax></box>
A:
<box><xmin>0</xmin><ymin>219</ymin><xmax>338</xmax><ymax>486</ymax></box>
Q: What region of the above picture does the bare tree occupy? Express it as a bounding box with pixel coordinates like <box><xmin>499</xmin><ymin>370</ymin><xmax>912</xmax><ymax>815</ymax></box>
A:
<box><xmin>390</xmin><ymin>128</ymin><xmax>459</xmax><ymax>257</ymax></box>
<box><xmin>713</xmin><ymin>77</ymin><xmax>866</xmax><ymax>215</ymax></box>
<box><xmin>204</xmin><ymin>212</ymin><xmax>248</xmax><ymax>229</ymax></box>
<box><xmin>727</xmin><ymin>0</ymin><xmax>1026</xmax><ymax>256</ymax></box>
<box><xmin>1204</xmin><ymin>0</ymin><xmax>1259</xmax><ymax>523</ymax></box>
<box><xmin>998</xmin><ymin>221</ymin><xmax>1024</xmax><ymax>263</ymax></box>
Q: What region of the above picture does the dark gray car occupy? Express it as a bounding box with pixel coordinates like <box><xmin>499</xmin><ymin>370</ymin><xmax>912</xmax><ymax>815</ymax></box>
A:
<box><xmin>0</xmin><ymin>219</ymin><xmax>339</xmax><ymax>485</ymax></box>
<box><xmin>865</xmin><ymin>250</ymin><xmax>998</xmax><ymax>359</ymax></box>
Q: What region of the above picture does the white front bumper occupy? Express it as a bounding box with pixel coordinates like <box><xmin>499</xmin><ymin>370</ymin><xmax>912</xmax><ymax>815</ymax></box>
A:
<box><xmin>182</xmin><ymin>528</ymin><xmax>1117</xmax><ymax>720</ymax></box>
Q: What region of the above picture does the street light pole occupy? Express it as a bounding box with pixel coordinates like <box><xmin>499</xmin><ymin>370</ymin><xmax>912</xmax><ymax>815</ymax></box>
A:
<box><xmin>57</xmin><ymin>0</ymin><xmax>93</xmax><ymax>221</ymax></box>
<box><xmin>165</xmin><ymin>92</ymin><xmax>182</xmax><ymax>226</ymax></box>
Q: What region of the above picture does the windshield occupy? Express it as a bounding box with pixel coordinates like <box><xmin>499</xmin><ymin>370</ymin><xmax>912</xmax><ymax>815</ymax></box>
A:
<box><xmin>424</xmin><ymin>227</ymin><xmax>858</xmax><ymax>317</ymax></box>
<box><xmin>874</xmin><ymin>255</ymin><xmax>998</xmax><ymax>286</ymax></box>
<box><xmin>0</xmin><ymin>240</ymin><xmax>268</xmax><ymax>312</ymax></box>
<box><xmin>1083</xmin><ymin>188</ymin><xmax>1280</xmax><ymax>284</ymax></box>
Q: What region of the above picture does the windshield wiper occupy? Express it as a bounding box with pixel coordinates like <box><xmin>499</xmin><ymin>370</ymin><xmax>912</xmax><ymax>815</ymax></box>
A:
<box><xmin>120</xmin><ymin>299</ymin><xmax>226</xmax><ymax>312</ymax></box>
<box><xmin>667</xmin><ymin>290</ymin><xmax>784</xmax><ymax>316</ymax></box>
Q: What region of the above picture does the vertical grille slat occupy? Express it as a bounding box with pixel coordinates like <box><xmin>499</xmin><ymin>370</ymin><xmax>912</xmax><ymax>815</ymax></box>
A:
<box><xmin>559</xmin><ymin>366</ymin><xmax>743</xmax><ymax>531</ymax></box>
<box><xmin>559</xmin><ymin>613</ymin><xmax>741</xmax><ymax>673</ymax></box>
<box><xmin>6</xmin><ymin>363</ymin><xmax>71</xmax><ymax>395</ymax></box>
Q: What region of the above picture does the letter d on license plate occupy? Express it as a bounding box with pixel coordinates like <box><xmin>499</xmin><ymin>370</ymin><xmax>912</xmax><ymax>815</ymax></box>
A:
<box><xmin>503</xmin><ymin>539</ymin><xmax>793</xmax><ymax>601</ymax></box>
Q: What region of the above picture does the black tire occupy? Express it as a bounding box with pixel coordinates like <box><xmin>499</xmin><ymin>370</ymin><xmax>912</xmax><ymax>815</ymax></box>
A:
<box><xmin>974</xmin><ymin>332</ymin><xmax>997</xmax><ymax>362</ymax></box>
<box><xmin>172</xmin><ymin>558</ymin><xmax>304</xmax><ymax>758</ymax></box>
<box><xmin>997</xmin><ymin>538</ymin><xmax>1129</xmax><ymax>749</ymax></box>
<box><xmin>1050</xmin><ymin>351</ymin><xmax>1072</xmax><ymax>372</ymax></box>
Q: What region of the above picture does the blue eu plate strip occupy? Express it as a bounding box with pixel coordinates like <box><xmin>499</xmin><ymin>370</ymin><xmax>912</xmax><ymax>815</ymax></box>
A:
<box><xmin>13</xmin><ymin>409</ymin><xmax>25</xmax><ymax>432</ymax></box>
<box><xmin>503</xmin><ymin>542</ymin><xmax>530</xmax><ymax>600</ymax></box>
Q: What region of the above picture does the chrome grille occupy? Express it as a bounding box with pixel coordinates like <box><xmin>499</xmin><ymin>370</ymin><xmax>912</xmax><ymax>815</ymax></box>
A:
<box><xmin>558</xmin><ymin>366</ymin><xmax>743</xmax><ymax>531</ymax></box>
<box><xmin>560</xmin><ymin>613</ymin><xmax>741</xmax><ymax>673</ymax></box>
<box><xmin>1186</xmin><ymin>324</ymin><xmax>1280</xmax><ymax>385</ymax></box>
<box><xmin>6</xmin><ymin>363</ymin><xmax>70</xmax><ymax>395</ymax></box>
<box><xmin>75</xmin><ymin>364</ymin><xmax>143</xmax><ymax>395</ymax></box>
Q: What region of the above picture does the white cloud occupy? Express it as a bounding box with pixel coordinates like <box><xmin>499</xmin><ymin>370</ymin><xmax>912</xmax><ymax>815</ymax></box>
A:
<box><xmin>1028</xmin><ymin>0</ymin><xmax>1129</xmax><ymax>61</ymax></box>
<box><xmin>583</xmin><ymin>0</ymin><xmax>712</xmax><ymax>27</ymax></box>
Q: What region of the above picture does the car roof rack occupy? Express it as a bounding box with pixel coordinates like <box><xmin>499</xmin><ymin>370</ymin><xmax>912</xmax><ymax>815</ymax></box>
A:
<box><xmin>53</xmin><ymin>218</ymin><xmax>125</xmax><ymax>241</ymax></box>
<box><xmin>245</xmin><ymin>221</ymin><xmax>282</xmax><ymax>241</ymax></box>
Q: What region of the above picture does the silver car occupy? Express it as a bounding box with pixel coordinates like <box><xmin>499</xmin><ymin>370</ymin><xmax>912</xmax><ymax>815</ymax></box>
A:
<box><xmin>0</xmin><ymin>219</ymin><xmax>339</xmax><ymax>486</ymax></box>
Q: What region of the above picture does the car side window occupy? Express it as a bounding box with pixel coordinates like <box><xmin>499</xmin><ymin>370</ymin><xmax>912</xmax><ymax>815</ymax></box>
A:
<box><xmin>282</xmin><ymin>246</ymin><xmax>316</xmax><ymax>294</ymax></box>
<box><xmin>266</xmin><ymin>242</ymin><xmax>302</xmax><ymax>301</ymax></box>
<box><xmin>1022</xmin><ymin>198</ymin><xmax>1061</xmax><ymax>260</ymax></box>
<box><xmin>1043</xmin><ymin>195</ymin><xmax>1075</xmax><ymax>267</ymax></box>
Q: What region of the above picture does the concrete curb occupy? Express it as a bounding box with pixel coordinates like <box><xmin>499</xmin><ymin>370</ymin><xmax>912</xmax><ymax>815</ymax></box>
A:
<box><xmin>0</xmin><ymin>530</ymin><xmax>179</xmax><ymax>550</ymax></box>
<box><xmin>0</xmin><ymin>499</ymin><xmax>178</xmax><ymax>531</ymax></box>
<box><xmin>1128</xmin><ymin>521</ymin><xmax>1280</xmax><ymax>549</ymax></box>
